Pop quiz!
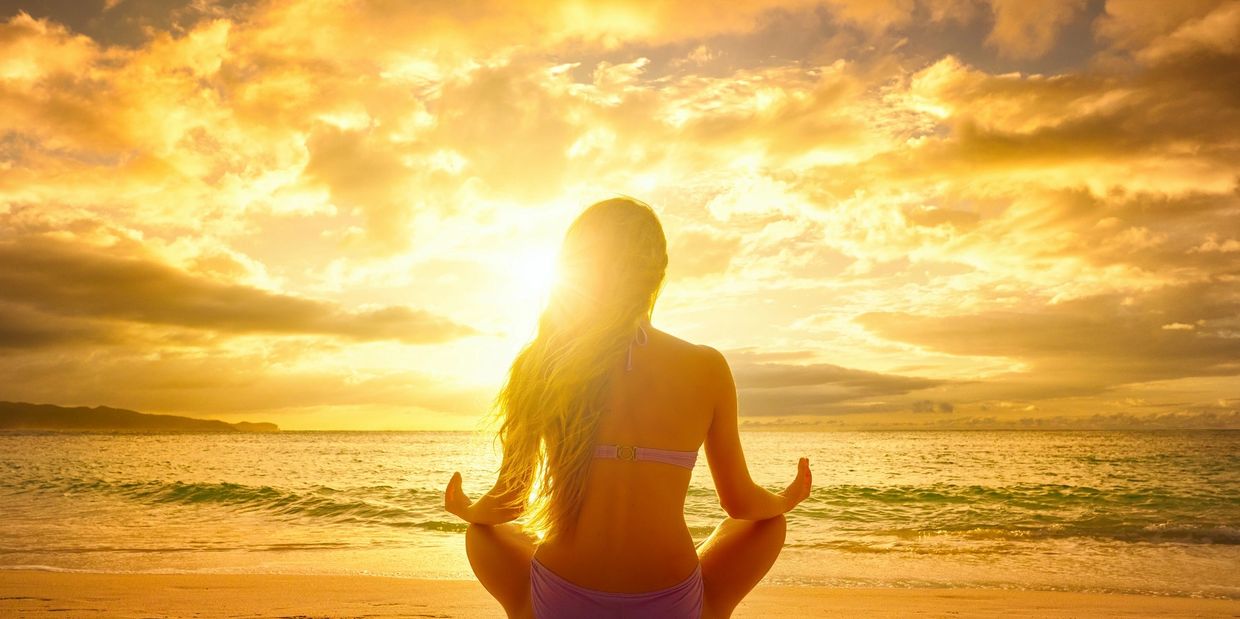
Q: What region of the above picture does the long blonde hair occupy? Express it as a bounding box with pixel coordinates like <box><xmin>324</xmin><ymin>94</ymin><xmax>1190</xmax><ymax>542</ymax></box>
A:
<box><xmin>490</xmin><ymin>196</ymin><xmax>668</xmax><ymax>538</ymax></box>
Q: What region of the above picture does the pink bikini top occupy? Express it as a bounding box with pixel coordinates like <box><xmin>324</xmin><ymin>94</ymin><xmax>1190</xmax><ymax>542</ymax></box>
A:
<box><xmin>593</xmin><ymin>323</ymin><xmax>700</xmax><ymax>471</ymax></box>
<box><xmin>593</xmin><ymin>443</ymin><xmax>698</xmax><ymax>469</ymax></box>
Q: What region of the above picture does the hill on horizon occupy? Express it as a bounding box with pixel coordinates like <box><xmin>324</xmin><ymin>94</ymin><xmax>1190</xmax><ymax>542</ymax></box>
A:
<box><xmin>0</xmin><ymin>402</ymin><xmax>278</xmax><ymax>432</ymax></box>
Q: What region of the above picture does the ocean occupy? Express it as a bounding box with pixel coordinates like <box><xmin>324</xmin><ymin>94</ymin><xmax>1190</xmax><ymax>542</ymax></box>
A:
<box><xmin>1</xmin><ymin>430</ymin><xmax>1236</xmax><ymax>598</ymax></box>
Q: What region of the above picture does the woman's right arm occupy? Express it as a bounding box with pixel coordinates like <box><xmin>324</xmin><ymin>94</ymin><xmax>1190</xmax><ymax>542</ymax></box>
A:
<box><xmin>443</xmin><ymin>442</ymin><xmax>529</xmax><ymax>525</ymax></box>
<box><xmin>701</xmin><ymin>346</ymin><xmax>812</xmax><ymax>521</ymax></box>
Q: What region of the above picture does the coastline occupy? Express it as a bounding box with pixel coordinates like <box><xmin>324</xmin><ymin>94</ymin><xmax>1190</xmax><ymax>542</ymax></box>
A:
<box><xmin>3</xmin><ymin>571</ymin><xmax>1237</xmax><ymax>618</ymax></box>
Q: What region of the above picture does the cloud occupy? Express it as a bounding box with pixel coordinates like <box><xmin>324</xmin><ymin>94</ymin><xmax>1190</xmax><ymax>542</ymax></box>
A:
<box><xmin>301</xmin><ymin>125</ymin><xmax>425</xmax><ymax>253</ymax></box>
<box><xmin>917</xmin><ymin>410</ymin><xmax>1240</xmax><ymax>430</ymax></box>
<box><xmin>911</xmin><ymin>399</ymin><xmax>954</xmax><ymax>413</ymax></box>
<box><xmin>0</xmin><ymin>233</ymin><xmax>475</xmax><ymax>345</ymax></box>
<box><xmin>1</xmin><ymin>1</ymin><xmax>1237</xmax><ymax>428</ymax></box>
<box><xmin>0</xmin><ymin>11</ymin><xmax>96</xmax><ymax>81</ymax></box>
<box><xmin>667</xmin><ymin>227</ymin><xmax>741</xmax><ymax>279</ymax></box>
<box><xmin>0</xmin><ymin>301</ymin><xmax>118</xmax><ymax>349</ymax></box>
<box><xmin>984</xmin><ymin>0</ymin><xmax>1088</xmax><ymax>59</ymax></box>
<box><xmin>856</xmin><ymin>280</ymin><xmax>1240</xmax><ymax>397</ymax></box>
<box><xmin>1191</xmin><ymin>234</ymin><xmax>1240</xmax><ymax>254</ymax></box>
<box><xmin>224</xmin><ymin>0</ymin><xmax>835</xmax><ymax>65</ymax></box>
<box><xmin>822</xmin><ymin>0</ymin><xmax>917</xmax><ymax>35</ymax></box>
<box><xmin>891</xmin><ymin>52</ymin><xmax>1240</xmax><ymax>195</ymax></box>
<box><xmin>1133</xmin><ymin>1</ymin><xmax>1240</xmax><ymax>63</ymax></box>
<box><xmin>1093</xmin><ymin>0</ymin><xmax>1235</xmax><ymax>60</ymax></box>
<box><xmin>727</xmin><ymin>350</ymin><xmax>947</xmax><ymax>415</ymax></box>
<box><xmin>0</xmin><ymin>344</ymin><xmax>492</xmax><ymax>423</ymax></box>
<box><xmin>2</xmin><ymin>1</ymin><xmax>253</xmax><ymax>48</ymax></box>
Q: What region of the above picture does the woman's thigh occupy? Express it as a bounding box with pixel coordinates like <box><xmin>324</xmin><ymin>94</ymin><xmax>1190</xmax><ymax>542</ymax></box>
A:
<box><xmin>695</xmin><ymin>515</ymin><xmax>787</xmax><ymax>619</ymax></box>
<box><xmin>464</xmin><ymin>523</ymin><xmax>537</xmax><ymax>619</ymax></box>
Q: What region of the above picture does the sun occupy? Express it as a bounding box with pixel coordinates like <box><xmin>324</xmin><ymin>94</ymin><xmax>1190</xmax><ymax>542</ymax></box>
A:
<box><xmin>505</xmin><ymin>246</ymin><xmax>559</xmax><ymax>319</ymax></box>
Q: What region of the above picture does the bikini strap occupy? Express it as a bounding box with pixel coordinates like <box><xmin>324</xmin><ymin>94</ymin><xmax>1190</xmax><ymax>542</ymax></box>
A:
<box><xmin>624</xmin><ymin>323</ymin><xmax>649</xmax><ymax>372</ymax></box>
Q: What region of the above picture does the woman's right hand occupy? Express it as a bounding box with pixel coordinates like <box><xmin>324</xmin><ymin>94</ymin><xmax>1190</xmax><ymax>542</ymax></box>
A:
<box><xmin>779</xmin><ymin>457</ymin><xmax>812</xmax><ymax>512</ymax></box>
<box><xmin>444</xmin><ymin>471</ymin><xmax>473</xmax><ymax>522</ymax></box>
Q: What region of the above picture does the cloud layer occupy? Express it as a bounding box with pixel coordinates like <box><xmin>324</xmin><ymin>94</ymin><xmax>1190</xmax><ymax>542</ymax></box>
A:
<box><xmin>1</xmin><ymin>0</ymin><xmax>1236</xmax><ymax>428</ymax></box>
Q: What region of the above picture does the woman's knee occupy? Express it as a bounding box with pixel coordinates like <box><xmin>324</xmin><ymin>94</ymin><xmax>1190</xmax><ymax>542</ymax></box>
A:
<box><xmin>717</xmin><ymin>514</ymin><xmax>786</xmax><ymax>552</ymax></box>
<box><xmin>465</xmin><ymin>523</ymin><xmax>536</xmax><ymax>564</ymax></box>
<box><xmin>464</xmin><ymin>523</ymin><xmax>491</xmax><ymax>558</ymax></box>
<box><xmin>716</xmin><ymin>514</ymin><xmax>786</xmax><ymax>542</ymax></box>
<box><xmin>756</xmin><ymin>513</ymin><xmax>787</xmax><ymax>545</ymax></box>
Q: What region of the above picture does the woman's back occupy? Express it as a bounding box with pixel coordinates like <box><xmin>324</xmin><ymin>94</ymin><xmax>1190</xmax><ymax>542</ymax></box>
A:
<box><xmin>532</xmin><ymin>325</ymin><xmax>717</xmax><ymax>591</ymax></box>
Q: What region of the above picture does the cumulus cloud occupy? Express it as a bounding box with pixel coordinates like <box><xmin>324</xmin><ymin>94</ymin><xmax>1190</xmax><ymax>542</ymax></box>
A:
<box><xmin>984</xmin><ymin>0</ymin><xmax>1088</xmax><ymax>59</ymax></box>
<box><xmin>1094</xmin><ymin>0</ymin><xmax>1238</xmax><ymax>61</ymax></box>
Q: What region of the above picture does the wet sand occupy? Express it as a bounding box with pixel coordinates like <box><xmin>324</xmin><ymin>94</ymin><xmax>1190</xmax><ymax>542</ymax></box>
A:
<box><xmin>2</xmin><ymin>570</ymin><xmax>1236</xmax><ymax>618</ymax></box>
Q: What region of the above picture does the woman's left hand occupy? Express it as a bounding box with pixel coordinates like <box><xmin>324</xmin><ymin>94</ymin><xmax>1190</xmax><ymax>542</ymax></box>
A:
<box><xmin>779</xmin><ymin>457</ymin><xmax>812</xmax><ymax>512</ymax></box>
<box><xmin>444</xmin><ymin>471</ymin><xmax>472</xmax><ymax>521</ymax></box>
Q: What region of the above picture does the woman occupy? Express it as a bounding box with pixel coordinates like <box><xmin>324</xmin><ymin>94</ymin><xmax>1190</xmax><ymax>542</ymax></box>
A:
<box><xmin>443</xmin><ymin>196</ymin><xmax>812</xmax><ymax>619</ymax></box>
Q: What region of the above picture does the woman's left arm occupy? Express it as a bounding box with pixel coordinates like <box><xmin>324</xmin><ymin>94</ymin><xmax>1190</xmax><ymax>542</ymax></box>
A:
<box><xmin>444</xmin><ymin>470</ymin><xmax>526</xmax><ymax>525</ymax></box>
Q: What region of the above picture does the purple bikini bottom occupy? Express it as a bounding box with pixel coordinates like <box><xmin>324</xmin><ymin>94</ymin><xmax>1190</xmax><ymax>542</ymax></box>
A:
<box><xmin>529</xmin><ymin>557</ymin><xmax>703</xmax><ymax>619</ymax></box>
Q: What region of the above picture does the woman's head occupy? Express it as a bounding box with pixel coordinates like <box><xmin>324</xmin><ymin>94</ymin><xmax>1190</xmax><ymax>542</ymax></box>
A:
<box><xmin>547</xmin><ymin>196</ymin><xmax>668</xmax><ymax>327</ymax></box>
<box><xmin>491</xmin><ymin>196</ymin><xmax>668</xmax><ymax>538</ymax></box>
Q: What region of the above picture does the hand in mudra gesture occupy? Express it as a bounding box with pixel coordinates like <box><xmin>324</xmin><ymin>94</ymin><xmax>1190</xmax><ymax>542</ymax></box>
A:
<box><xmin>443</xmin><ymin>471</ymin><xmax>471</xmax><ymax>521</ymax></box>
<box><xmin>779</xmin><ymin>457</ymin><xmax>812</xmax><ymax>512</ymax></box>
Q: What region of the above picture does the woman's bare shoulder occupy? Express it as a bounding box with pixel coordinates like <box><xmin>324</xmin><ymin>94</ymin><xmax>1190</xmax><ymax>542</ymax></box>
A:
<box><xmin>649</xmin><ymin>327</ymin><xmax>728</xmax><ymax>375</ymax></box>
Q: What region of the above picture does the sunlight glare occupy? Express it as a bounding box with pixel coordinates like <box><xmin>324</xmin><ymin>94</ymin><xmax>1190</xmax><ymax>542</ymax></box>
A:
<box><xmin>504</xmin><ymin>246</ymin><xmax>559</xmax><ymax>328</ymax></box>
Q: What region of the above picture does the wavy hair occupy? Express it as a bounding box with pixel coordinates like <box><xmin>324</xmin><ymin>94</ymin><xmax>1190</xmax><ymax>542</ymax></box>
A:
<box><xmin>489</xmin><ymin>195</ymin><xmax>668</xmax><ymax>538</ymax></box>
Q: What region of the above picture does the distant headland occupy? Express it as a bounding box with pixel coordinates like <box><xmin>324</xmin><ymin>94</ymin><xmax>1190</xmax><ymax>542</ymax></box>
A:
<box><xmin>0</xmin><ymin>402</ymin><xmax>279</xmax><ymax>432</ymax></box>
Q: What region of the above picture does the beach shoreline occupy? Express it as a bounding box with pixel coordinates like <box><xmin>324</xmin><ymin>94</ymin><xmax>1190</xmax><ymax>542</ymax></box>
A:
<box><xmin>3</xmin><ymin>570</ymin><xmax>1237</xmax><ymax>618</ymax></box>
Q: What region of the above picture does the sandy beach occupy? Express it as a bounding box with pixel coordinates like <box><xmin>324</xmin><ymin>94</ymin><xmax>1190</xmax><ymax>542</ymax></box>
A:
<box><xmin>2</xmin><ymin>571</ymin><xmax>1237</xmax><ymax>618</ymax></box>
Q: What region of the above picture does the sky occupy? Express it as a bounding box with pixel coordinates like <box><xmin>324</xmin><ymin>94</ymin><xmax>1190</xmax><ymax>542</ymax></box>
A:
<box><xmin>0</xmin><ymin>0</ymin><xmax>1237</xmax><ymax>430</ymax></box>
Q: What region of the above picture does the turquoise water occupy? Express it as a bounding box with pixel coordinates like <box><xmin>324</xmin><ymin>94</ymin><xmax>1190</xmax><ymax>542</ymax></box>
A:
<box><xmin>0</xmin><ymin>431</ymin><xmax>1237</xmax><ymax>598</ymax></box>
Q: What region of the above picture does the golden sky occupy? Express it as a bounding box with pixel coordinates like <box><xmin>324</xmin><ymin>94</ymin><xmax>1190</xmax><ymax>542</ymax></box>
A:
<box><xmin>1</xmin><ymin>0</ymin><xmax>1237</xmax><ymax>430</ymax></box>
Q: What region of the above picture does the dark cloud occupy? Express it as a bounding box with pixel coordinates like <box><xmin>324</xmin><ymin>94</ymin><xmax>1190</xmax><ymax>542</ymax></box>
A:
<box><xmin>878</xmin><ymin>44</ymin><xmax>1240</xmax><ymax>187</ymax></box>
<box><xmin>911</xmin><ymin>399</ymin><xmax>954</xmax><ymax>413</ymax></box>
<box><xmin>857</xmin><ymin>280</ymin><xmax>1240</xmax><ymax>395</ymax></box>
<box><xmin>0</xmin><ymin>0</ymin><xmax>256</xmax><ymax>47</ymax></box>
<box><xmin>916</xmin><ymin>410</ymin><xmax>1240</xmax><ymax>430</ymax></box>
<box><xmin>726</xmin><ymin>350</ymin><xmax>947</xmax><ymax>415</ymax></box>
<box><xmin>0</xmin><ymin>235</ymin><xmax>475</xmax><ymax>345</ymax></box>
<box><xmin>1065</xmin><ymin>190</ymin><xmax>1240</xmax><ymax>276</ymax></box>
<box><xmin>0</xmin><ymin>301</ymin><xmax>118</xmax><ymax>348</ymax></box>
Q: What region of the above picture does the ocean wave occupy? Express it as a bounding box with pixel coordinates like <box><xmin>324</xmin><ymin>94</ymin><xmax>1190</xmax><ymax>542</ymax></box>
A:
<box><xmin>782</xmin><ymin>483</ymin><xmax>1240</xmax><ymax>547</ymax></box>
<box><xmin>799</xmin><ymin>529</ymin><xmax>1240</xmax><ymax>552</ymax></box>
<box><xmin>7</xmin><ymin>476</ymin><xmax>1237</xmax><ymax>547</ymax></box>
<box><xmin>794</xmin><ymin>521</ymin><xmax>1240</xmax><ymax>549</ymax></box>
<box><xmin>1140</xmin><ymin>523</ymin><xmax>1240</xmax><ymax>545</ymax></box>
<box><xmin>8</xmin><ymin>477</ymin><xmax>452</xmax><ymax>530</ymax></box>
<box><xmin>805</xmin><ymin>483</ymin><xmax>1227</xmax><ymax>509</ymax></box>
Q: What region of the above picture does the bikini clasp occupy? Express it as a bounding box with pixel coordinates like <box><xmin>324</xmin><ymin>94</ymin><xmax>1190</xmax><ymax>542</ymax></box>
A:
<box><xmin>615</xmin><ymin>444</ymin><xmax>637</xmax><ymax>461</ymax></box>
